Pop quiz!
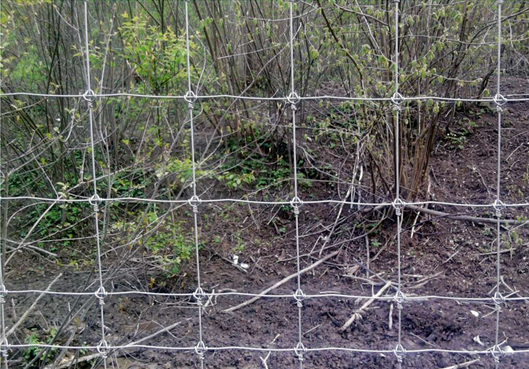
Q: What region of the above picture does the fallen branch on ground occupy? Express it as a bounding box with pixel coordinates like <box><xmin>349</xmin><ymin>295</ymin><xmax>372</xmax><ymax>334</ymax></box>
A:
<box><xmin>340</xmin><ymin>281</ymin><xmax>392</xmax><ymax>331</ymax></box>
<box><xmin>222</xmin><ymin>249</ymin><xmax>341</xmax><ymax>313</ymax></box>
<box><xmin>7</xmin><ymin>273</ymin><xmax>62</xmax><ymax>338</ymax></box>
<box><xmin>46</xmin><ymin>353</ymin><xmax>103</xmax><ymax>369</ymax></box>
<box><xmin>125</xmin><ymin>320</ymin><xmax>184</xmax><ymax>347</ymax></box>
<box><xmin>405</xmin><ymin>204</ymin><xmax>523</xmax><ymax>225</ymax></box>
<box><xmin>438</xmin><ymin>358</ymin><xmax>480</xmax><ymax>369</ymax></box>
<box><xmin>44</xmin><ymin>320</ymin><xmax>184</xmax><ymax>369</ymax></box>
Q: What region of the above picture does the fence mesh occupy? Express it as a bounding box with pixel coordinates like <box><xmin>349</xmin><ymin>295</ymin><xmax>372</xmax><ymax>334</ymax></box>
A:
<box><xmin>1</xmin><ymin>0</ymin><xmax>529</xmax><ymax>368</ymax></box>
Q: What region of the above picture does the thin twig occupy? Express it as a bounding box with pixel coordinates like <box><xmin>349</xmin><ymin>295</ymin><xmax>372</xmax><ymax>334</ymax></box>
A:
<box><xmin>405</xmin><ymin>204</ymin><xmax>523</xmax><ymax>225</ymax></box>
<box><xmin>223</xmin><ymin>249</ymin><xmax>341</xmax><ymax>313</ymax></box>
<box><xmin>7</xmin><ymin>273</ymin><xmax>62</xmax><ymax>338</ymax></box>
<box><xmin>437</xmin><ymin>358</ymin><xmax>481</xmax><ymax>369</ymax></box>
<box><xmin>340</xmin><ymin>281</ymin><xmax>392</xmax><ymax>331</ymax></box>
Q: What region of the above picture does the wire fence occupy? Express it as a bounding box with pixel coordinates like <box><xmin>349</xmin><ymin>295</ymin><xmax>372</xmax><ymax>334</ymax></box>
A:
<box><xmin>0</xmin><ymin>0</ymin><xmax>528</xmax><ymax>368</ymax></box>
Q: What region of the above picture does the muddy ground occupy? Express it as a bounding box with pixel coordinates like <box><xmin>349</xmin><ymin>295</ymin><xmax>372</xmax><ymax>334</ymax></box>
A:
<box><xmin>4</xmin><ymin>78</ymin><xmax>529</xmax><ymax>368</ymax></box>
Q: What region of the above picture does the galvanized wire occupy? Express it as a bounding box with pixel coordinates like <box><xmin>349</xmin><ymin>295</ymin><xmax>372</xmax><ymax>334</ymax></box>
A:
<box><xmin>3</xmin><ymin>196</ymin><xmax>529</xmax><ymax>209</ymax></box>
<box><xmin>4</xmin><ymin>342</ymin><xmax>529</xmax><ymax>356</ymax></box>
<box><xmin>288</xmin><ymin>1</ymin><xmax>306</xmax><ymax>366</ymax></box>
<box><xmin>82</xmin><ymin>1</ymin><xmax>108</xmax><ymax>366</ymax></box>
<box><xmin>493</xmin><ymin>1</ymin><xmax>506</xmax><ymax>367</ymax></box>
<box><xmin>393</xmin><ymin>1</ymin><xmax>406</xmax><ymax>366</ymax></box>
<box><xmin>184</xmin><ymin>2</ymin><xmax>207</xmax><ymax>366</ymax></box>
<box><xmin>2</xmin><ymin>289</ymin><xmax>529</xmax><ymax>302</ymax></box>
<box><xmin>0</xmin><ymin>24</ymin><xmax>8</xmax><ymax>367</ymax></box>
<box><xmin>2</xmin><ymin>92</ymin><xmax>529</xmax><ymax>103</ymax></box>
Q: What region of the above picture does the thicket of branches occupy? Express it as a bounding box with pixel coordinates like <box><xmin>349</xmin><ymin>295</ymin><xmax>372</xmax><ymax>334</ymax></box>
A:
<box><xmin>1</xmin><ymin>0</ymin><xmax>528</xmax><ymax>272</ymax></box>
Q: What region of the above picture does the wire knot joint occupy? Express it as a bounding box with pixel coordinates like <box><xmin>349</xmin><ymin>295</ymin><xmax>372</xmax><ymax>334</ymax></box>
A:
<box><xmin>0</xmin><ymin>338</ymin><xmax>9</xmax><ymax>359</ymax></box>
<box><xmin>493</xmin><ymin>291</ymin><xmax>505</xmax><ymax>309</ymax></box>
<box><xmin>184</xmin><ymin>90</ymin><xmax>197</xmax><ymax>108</ymax></box>
<box><xmin>294</xmin><ymin>341</ymin><xmax>306</xmax><ymax>361</ymax></box>
<box><xmin>391</xmin><ymin>92</ymin><xmax>404</xmax><ymax>110</ymax></box>
<box><xmin>195</xmin><ymin>340</ymin><xmax>207</xmax><ymax>360</ymax></box>
<box><xmin>188</xmin><ymin>195</ymin><xmax>202</xmax><ymax>213</ymax></box>
<box><xmin>394</xmin><ymin>343</ymin><xmax>406</xmax><ymax>363</ymax></box>
<box><xmin>492</xmin><ymin>199</ymin><xmax>505</xmax><ymax>218</ymax></box>
<box><xmin>290</xmin><ymin>196</ymin><xmax>303</xmax><ymax>215</ymax></box>
<box><xmin>287</xmin><ymin>91</ymin><xmax>300</xmax><ymax>109</ymax></box>
<box><xmin>394</xmin><ymin>290</ymin><xmax>406</xmax><ymax>310</ymax></box>
<box><xmin>0</xmin><ymin>284</ymin><xmax>7</xmax><ymax>304</ymax></box>
<box><xmin>95</xmin><ymin>286</ymin><xmax>107</xmax><ymax>305</ymax></box>
<box><xmin>97</xmin><ymin>339</ymin><xmax>109</xmax><ymax>359</ymax></box>
<box><xmin>491</xmin><ymin>344</ymin><xmax>503</xmax><ymax>363</ymax></box>
<box><xmin>82</xmin><ymin>89</ymin><xmax>96</xmax><ymax>107</ymax></box>
<box><xmin>293</xmin><ymin>288</ymin><xmax>306</xmax><ymax>308</ymax></box>
<box><xmin>89</xmin><ymin>194</ymin><xmax>102</xmax><ymax>212</ymax></box>
<box><xmin>493</xmin><ymin>93</ymin><xmax>507</xmax><ymax>111</ymax></box>
<box><xmin>392</xmin><ymin>198</ymin><xmax>405</xmax><ymax>216</ymax></box>
<box><xmin>193</xmin><ymin>287</ymin><xmax>206</xmax><ymax>306</ymax></box>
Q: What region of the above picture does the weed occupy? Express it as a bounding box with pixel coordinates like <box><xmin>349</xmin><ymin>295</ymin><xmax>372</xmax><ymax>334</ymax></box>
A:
<box><xmin>446</xmin><ymin>130</ymin><xmax>469</xmax><ymax>150</ymax></box>
<box><xmin>231</xmin><ymin>232</ymin><xmax>246</xmax><ymax>253</ymax></box>
<box><xmin>23</xmin><ymin>328</ymin><xmax>58</xmax><ymax>368</ymax></box>
<box><xmin>113</xmin><ymin>209</ymin><xmax>194</xmax><ymax>276</ymax></box>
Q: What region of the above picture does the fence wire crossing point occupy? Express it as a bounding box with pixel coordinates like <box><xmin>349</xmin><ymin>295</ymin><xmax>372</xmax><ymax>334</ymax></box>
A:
<box><xmin>1</xmin><ymin>0</ymin><xmax>529</xmax><ymax>367</ymax></box>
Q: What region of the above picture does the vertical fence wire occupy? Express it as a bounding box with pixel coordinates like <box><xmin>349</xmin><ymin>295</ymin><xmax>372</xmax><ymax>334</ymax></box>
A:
<box><xmin>392</xmin><ymin>0</ymin><xmax>406</xmax><ymax>367</ymax></box>
<box><xmin>493</xmin><ymin>0</ymin><xmax>506</xmax><ymax>367</ymax></box>
<box><xmin>0</xmin><ymin>198</ymin><xmax>6</xmax><ymax>369</ymax></box>
<box><xmin>0</xmin><ymin>15</ymin><xmax>7</xmax><ymax>364</ymax></box>
<box><xmin>289</xmin><ymin>1</ymin><xmax>306</xmax><ymax>366</ymax></box>
<box><xmin>82</xmin><ymin>1</ymin><xmax>108</xmax><ymax>367</ymax></box>
<box><xmin>184</xmin><ymin>1</ymin><xmax>206</xmax><ymax>367</ymax></box>
<box><xmin>0</xmin><ymin>211</ymin><xmax>6</xmax><ymax>369</ymax></box>
<box><xmin>0</xmin><ymin>29</ymin><xmax>7</xmax><ymax>367</ymax></box>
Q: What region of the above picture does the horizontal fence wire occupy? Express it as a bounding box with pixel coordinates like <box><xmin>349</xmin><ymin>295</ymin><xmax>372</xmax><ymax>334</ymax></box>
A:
<box><xmin>1</xmin><ymin>92</ymin><xmax>529</xmax><ymax>103</ymax></box>
<box><xmin>3</xmin><ymin>196</ymin><xmax>529</xmax><ymax>208</ymax></box>
<box><xmin>3</xmin><ymin>343</ymin><xmax>529</xmax><ymax>355</ymax></box>
<box><xmin>1</xmin><ymin>0</ymin><xmax>528</xmax><ymax>366</ymax></box>
<box><xmin>2</xmin><ymin>289</ymin><xmax>529</xmax><ymax>302</ymax></box>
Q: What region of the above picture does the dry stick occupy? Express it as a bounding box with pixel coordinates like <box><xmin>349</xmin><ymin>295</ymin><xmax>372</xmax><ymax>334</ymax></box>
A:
<box><xmin>318</xmin><ymin>148</ymin><xmax>362</xmax><ymax>257</ymax></box>
<box><xmin>47</xmin><ymin>324</ymin><xmax>78</xmax><ymax>369</ymax></box>
<box><xmin>412</xmin><ymin>178</ymin><xmax>432</xmax><ymax>240</ymax></box>
<box><xmin>340</xmin><ymin>281</ymin><xmax>392</xmax><ymax>331</ymax></box>
<box><xmin>121</xmin><ymin>320</ymin><xmax>184</xmax><ymax>348</ymax></box>
<box><xmin>405</xmin><ymin>204</ymin><xmax>523</xmax><ymax>225</ymax></box>
<box><xmin>23</xmin><ymin>275</ymin><xmax>95</xmax><ymax>369</ymax></box>
<box><xmin>222</xmin><ymin>249</ymin><xmax>341</xmax><ymax>313</ymax></box>
<box><xmin>44</xmin><ymin>320</ymin><xmax>184</xmax><ymax>369</ymax></box>
<box><xmin>46</xmin><ymin>353</ymin><xmax>102</xmax><ymax>369</ymax></box>
<box><xmin>388</xmin><ymin>303</ymin><xmax>394</xmax><ymax>330</ymax></box>
<box><xmin>6</xmin><ymin>273</ymin><xmax>62</xmax><ymax>337</ymax></box>
<box><xmin>437</xmin><ymin>358</ymin><xmax>480</xmax><ymax>369</ymax></box>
